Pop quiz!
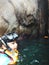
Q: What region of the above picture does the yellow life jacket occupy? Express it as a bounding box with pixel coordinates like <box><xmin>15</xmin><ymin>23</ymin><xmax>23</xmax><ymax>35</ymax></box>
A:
<box><xmin>4</xmin><ymin>49</ymin><xmax>19</xmax><ymax>65</ymax></box>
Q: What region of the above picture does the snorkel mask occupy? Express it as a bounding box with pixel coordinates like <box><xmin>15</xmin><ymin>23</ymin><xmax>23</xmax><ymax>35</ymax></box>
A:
<box><xmin>0</xmin><ymin>32</ymin><xmax>19</xmax><ymax>50</ymax></box>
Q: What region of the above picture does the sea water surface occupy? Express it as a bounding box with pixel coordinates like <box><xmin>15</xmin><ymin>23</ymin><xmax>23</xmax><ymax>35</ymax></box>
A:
<box><xmin>18</xmin><ymin>38</ymin><xmax>49</xmax><ymax>65</ymax></box>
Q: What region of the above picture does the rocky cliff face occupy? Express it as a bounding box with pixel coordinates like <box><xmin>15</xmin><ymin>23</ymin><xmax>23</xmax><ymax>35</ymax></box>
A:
<box><xmin>0</xmin><ymin>0</ymin><xmax>48</xmax><ymax>38</ymax></box>
<box><xmin>38</xmin><ymin>0</ymin><xmax>48</xmax><ymax>37</ymax></box>
<box><xmin>0</xmin><ymin>0</ymin><xmax>38</xmax><ymax>37</ymax></box>
<box><xmin>48</xmin><ymin>0</ymin><xmax>49</xmax><ymax>33</ymax></box>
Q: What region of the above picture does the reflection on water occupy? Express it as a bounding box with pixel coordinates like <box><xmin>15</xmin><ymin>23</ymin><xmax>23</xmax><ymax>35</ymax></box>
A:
<box><xmin>17</xmin><ymin>38</ymin><xmax>49</xmax><ymax>65</ymax></box>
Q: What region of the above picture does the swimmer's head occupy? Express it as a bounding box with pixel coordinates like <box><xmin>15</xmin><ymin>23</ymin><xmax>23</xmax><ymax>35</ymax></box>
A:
<box><xmin>0</xmin><ymin>32</ymin><xmax>19</xmax><ymax>50</ymax></box>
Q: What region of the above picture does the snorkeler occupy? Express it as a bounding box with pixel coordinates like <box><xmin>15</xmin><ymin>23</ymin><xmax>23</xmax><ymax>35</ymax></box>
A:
<box><xmin>0</xmin><ymin>32</ymin><xmax>19</xmax><ymax>65</ymax></box>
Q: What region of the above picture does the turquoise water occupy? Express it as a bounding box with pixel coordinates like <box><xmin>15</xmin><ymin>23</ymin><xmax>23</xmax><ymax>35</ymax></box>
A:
<box><xmin>18</xmin><ymin>38</ymin><xmax>49</xmax><ymax>65</ymax></box>
<box><xmin>0</xmin><ymin>53</ymin><xmax>10</xmax><ymax>65</ymax></box>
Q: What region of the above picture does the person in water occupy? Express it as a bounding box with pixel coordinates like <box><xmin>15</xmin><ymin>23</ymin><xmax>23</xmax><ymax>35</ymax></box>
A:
<box><xmin>0</xmin><ymin>32</ymin><xmax>19</xmax><ymax>65</ymax></box>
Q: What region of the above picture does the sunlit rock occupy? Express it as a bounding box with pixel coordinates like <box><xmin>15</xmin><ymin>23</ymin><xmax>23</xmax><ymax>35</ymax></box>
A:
<box><xmin>0</xmin><ymin>0</ymin><xmax>38</xmax><ymax>37</ymax></box>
